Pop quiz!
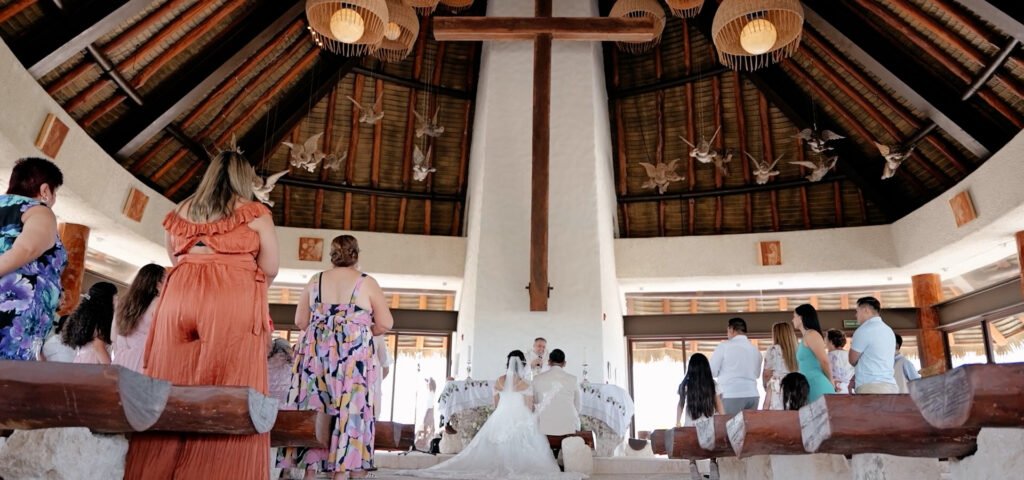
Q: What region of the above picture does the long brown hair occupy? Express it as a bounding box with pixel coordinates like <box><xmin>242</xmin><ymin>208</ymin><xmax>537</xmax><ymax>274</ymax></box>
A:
<box><xmin>185</xmin><ymin>149</ymin><xmax>256</xmax><ymax>223</ymax></box>
<box><xmin>772</xmin><ymin>321</ymin><xmax>799</xmax><ymax>372</ymax></box>
<box><xmin>116</xmin><ymin>264</ymin><xmax>165</xmax><ymax>336</ymax></box>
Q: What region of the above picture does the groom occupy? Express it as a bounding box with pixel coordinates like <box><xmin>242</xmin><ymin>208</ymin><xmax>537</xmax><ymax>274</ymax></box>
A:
<box><xmin>533</xmin><ymin>349</ymin><xmax>582</xmax><ymax>437</ymax></box>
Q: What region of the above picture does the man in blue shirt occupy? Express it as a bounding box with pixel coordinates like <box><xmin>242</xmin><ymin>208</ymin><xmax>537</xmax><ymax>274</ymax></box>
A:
<box><xmin>894</xmin><ymin>334</ymin><xmax>921</xmax><ymax>393</ymax></box>
<box><xmin>849</xmin><ymin>297</ymin><xmax>898</xmax><ymax>394</ymax></box>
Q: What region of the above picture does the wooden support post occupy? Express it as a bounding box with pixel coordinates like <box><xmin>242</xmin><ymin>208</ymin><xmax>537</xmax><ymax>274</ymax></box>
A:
<box><xmin>909</xmin><ymin>363</ymin><xmax>1024</xmax><ymax>429</ymax></box>
<box><xmin>1017</xmin><ymin>231</ymin><xmax>1024</xmax><ymax>298</ymax></box>
<box><xmin>912</xmin><ymin>273</ymin><xmax>946</xmax><ymax>374</ymax></box>
<box><xmin>529</xmin><ymin>0</ymin><xmax>552</xmax><ymax>312</ymax></box>
<box><xmin>57</xmin><ymin>223</ymin><xmax>89</xmax><ymax>315</ymax></box>
<box><xmin>726</xmin><ymin>410</ymin><xmax>805</xmax><ymax>458</ymax></box>
<box><xmin>695</xmin><ymin>414</ymin><xmax>736</xmax><ymax>456</ymax></box>
<box><xmin>799</xmin><ymin>394</ymin><xmax>978</xmax><ymax>457</ymax></box>
<box><xmin>270</xmin><ymin>411</ymin><xmax>331</xmax><ymax>448</ymax></box>
<box><xmin>375</xmin><ymin>421</ymin><xmax>415</xmax><ymax>451</ymax></box>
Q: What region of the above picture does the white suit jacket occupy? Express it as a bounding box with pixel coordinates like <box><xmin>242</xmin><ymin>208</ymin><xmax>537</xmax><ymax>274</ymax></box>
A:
<box><xmin>533</xmin><ymin>366</ymin><xmax>582</xmax><ymax>436</ymax></box>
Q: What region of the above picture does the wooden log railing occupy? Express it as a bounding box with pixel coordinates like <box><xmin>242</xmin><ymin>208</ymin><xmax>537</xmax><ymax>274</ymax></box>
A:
<box><xmin>695</xmin><ymin>414</ymin><xmax>736</xmax><ymax>456</ymax></box>
<box><xmin>375</xmin><ymin>421</ymin><xmax>415</xmax><ymax>451</ymax></box>
<box><xmin>799</xmin><ymin>394</ymin><xmax>979</xmax><ymax>458</ymax></box>
<box><xmin>270</xmin><ymin>411</ymin><xmax>331</xmax><ymax>448</ymax></box>
<box><xmin>650</xmin><ymin>428</ymin><xmax>669</xmax><ymax>455</ymax></box>
<box><xmin>909</xmin><ymin>363</ymin><xmax>1024</xmax><ymax>430</ymax></box>
<box><xmin>667</xmin><ymin>426</ymin><xmax>732</xmax><ymax>460</ymax></box>
<box><xmin>726</xmin><ymin>410</ymin><xmax>806</xmax><ymax>458</ymax></box>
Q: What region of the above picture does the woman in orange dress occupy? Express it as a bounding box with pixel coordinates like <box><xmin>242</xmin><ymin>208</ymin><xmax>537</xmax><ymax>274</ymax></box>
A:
<box><xmin>124</xmin><ymin>148</ymin><xmax>279</xmax><ymax>479</ymax></box>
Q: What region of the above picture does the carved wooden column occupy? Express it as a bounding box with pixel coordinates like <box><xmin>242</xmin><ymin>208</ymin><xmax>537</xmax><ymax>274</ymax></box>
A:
<box><xmin>57</xmin><ymin>223</ymin><xmax>90</xmax><ymax>315</ymax></box>
<box><xmin>1016</xmin><ymin>231</ymin><xmax>1024</xmax><ymax>298</ymax></box>
<box><xmin>911</xmin><ymin>273</ymin><xmax>945</xmax><ymax>375</ymax></box>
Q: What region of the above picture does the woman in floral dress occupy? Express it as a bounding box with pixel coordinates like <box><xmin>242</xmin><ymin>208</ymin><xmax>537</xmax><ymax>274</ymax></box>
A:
<box><xmin>278</xmin><ymin>235</ymin><xmax>394</xmax><ymax>480</ymax></box>
<box><xmin>0</xmin><ymin>158</ymin><xmax>66</xmax><ymax>360</ymax></box>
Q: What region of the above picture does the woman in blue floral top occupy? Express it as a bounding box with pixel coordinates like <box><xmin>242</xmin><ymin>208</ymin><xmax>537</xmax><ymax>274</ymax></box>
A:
<box><xmin>0</xmin><ymin>157</ymin><xmax>67</xmax><ymax>360</ymax></box>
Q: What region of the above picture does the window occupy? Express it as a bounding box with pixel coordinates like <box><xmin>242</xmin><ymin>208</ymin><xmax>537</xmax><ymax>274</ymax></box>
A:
<box><xmin>380</xmin><ymin>333</ymin><xmax>451</xmax><ymax>449</ymax></box>
<box><xmin>948</xmin><ymin>325</ymin><xmax>988</xmax><ymax>368</ymax></box>
<box><xmin>629</xmin><ymin>340</ymin><xmax>684</xmax><ymax>435</ymax></box>
<box><xmin>987</xmin><ymin>315</ymin><xmax>1024</xmax><ymax>364</ymax></box>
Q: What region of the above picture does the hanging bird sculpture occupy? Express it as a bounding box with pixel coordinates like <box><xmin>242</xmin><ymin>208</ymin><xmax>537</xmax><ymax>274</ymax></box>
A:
<box><xmin>797</xmin><ymin>128</ymin><xmax>845</xmax><ymax>154</ymax></box>
<box><xmin>747</xmin><ymin>152</ymin><xmax>783</xmax><ymax>185</ymax></box>
<box><xmin>713</xmin><ymin>151</ymin><xmax>732</xmax><ymax>176</ymax></box>
<box><xmin>679</xmin><ymin>127</ymin><xmax>721</xmax><ymax>164</ymax></box>
<box><xmin>876</xmin><ymin>142</ymin><xmax>915</xmax><ymax>180</ymax></box>
<box><xmin>639</xmin><ymin>158</ymin><xmax>685</xmax><ymax>194</ymax></box>
<box><xmin>321</xmin><ymin>150</ymin><xmax>348</xmax><ymax>171</ymax></box>
<box><xmin>348</xmin><ymin>92</ymin><xmax>384</xmax><ymax>125</ymax></box>
<box><xmin>252</xmin><ymin>170</ymin><xmax>288</xmax><ymax>207</ymax></box>
<box><xmin>282</xmin><ymin>132</ymin><xmax>328</xmax><ymax>172</ymax></box>
<box><xmin>790</xmin><ymin>155</ymin><xmax>839</xmax><ymax>183</ymax></box>
<box><xmin>412</xmin><ymin>145</ymin><xmax>436</xmax><ymax>182</ymax></box>
<box><xmin>414</xmin><ymin>108</ymin><xmax>445</xmax><ymax>138</ymax></box>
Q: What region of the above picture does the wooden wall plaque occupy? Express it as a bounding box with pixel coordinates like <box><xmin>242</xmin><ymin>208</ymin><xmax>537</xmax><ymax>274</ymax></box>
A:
<box><xmin>949</xmin><ymin>190</ymin><xmax>977</xmax><ymax>228</ymax></box>
<box><xmin>35</xmin><ymin>114</ymin><xmax>69</xmax><ymax>158</ymax></box>
<box><xmin>758</xmin><ymin>241</ymin><xmax>782</xmax><ymax>266</ymax></box>
<box><xmin>122</xmin><ymin>187</ymin><xmax>149</xmax><ymax>222</ymax></box>
<box><xmin>298</xmin><ymin>237</ymin><xmax>324</xmax><ymax>262</ymax></box>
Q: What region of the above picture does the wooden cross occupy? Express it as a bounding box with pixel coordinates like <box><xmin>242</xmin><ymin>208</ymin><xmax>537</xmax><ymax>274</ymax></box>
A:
<box><xmin>434</xmin><ymin>0</ymin><xmax>655</xmax><ymax>311</ymax></box>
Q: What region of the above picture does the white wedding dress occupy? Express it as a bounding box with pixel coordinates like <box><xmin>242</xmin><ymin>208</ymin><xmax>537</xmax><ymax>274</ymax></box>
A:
<box><xmin>395</xmin><ymin>361</ymin><xmax>585</xmax><ymax>480</ymax></box>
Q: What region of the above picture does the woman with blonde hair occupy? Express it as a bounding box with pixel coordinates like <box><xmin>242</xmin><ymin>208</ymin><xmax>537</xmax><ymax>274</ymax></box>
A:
<box><xmin>762</xmin><ymin>322</ymin><xmax>798</xmax><ymax>410</ymax></box>
<box><xmin>278</xmin><ymin>235</ymin><xmax>393</xmax><ymax>480</ymax></box>
<box><xmin>125</xmin><ymin>147</ymin><xmax>279</xmax><ymax>480</ymax></box>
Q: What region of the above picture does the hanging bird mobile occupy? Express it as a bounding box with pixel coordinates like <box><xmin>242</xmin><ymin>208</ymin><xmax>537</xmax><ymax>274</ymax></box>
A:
<box><xmin>321</xmin><ymin>150</ymin><xmax>348</xmax><ymax>171</ymax></box>
<box><xmin>679</xmin><ymin>126</ymin><xmax>721</xmax><ymax>164</ymax></box>
<box><xmin>796</xmin><ymin>127</ymin><xmax>845</xmax><ymax>154</ymax></box>
<box><xmin>639</xmin><ymin>158</ymin><xmax>685</xmax><ymax>194</ymax></box>
<box><xmin>746</xmin><ymin>152</ymin><xmax>783</xmax><ymax>185</ymax></box>
<box><xmin>412</xmin><ymin>144</ymin><xmax>436</xmax><ymax>182</ymax></box>
<box><xmin>712</xmin><ymin>151</ymin><xmax>732</xmax><ymax>176</ymax></box>
<box><xmin>282</xmin><ymin>132</ymin><xmax>330</xmax><ymax>172</ymax></box>
<box><xmin>414</xmin><ymin>108</ymin><xmax>445</xmax><ymax>138</ymax></box>
<box><xmin>348</xmin><ymin>91</ymin><xmax>385</xmax><ymax>125</ymax></box>
<box><xmin>790</xmin><ymin>154</ymin><xmax>839</xmax><ymax>183</ymax></box>
<box><xmin>252</xmin><ymin>170</ymin><xmax>288</xmax><ymax>207</ymax></box>
<box><xmin>876</xmin><ymin>142</ymin><xmax>915</xmax><ymax>180</ymax></box>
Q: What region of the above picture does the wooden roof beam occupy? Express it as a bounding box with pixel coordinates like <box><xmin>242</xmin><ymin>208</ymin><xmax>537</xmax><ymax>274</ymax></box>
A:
<box><xmin>952</xmin><ymin>0</ymin><xmax>1024</xmax><ymax>43</ymax></box>
<box><xmin>620</xmin><ymin>176</ymin><xmax>848</xmax><ymax>203</ymax></box>
<box><xmin>276</xmin><ymin>177</ymin><xmax>464</xmax><ymax>202</ymax></box>
<box><xmin>100</xmin><ymin>0</ymin><xmax>305</xmax><ymax>159</ymax></box>
<box><xmin>432</xmin><ymin>16</ymin><xmax>655</xmax><ymax>42</ymax></box>
<box><xmin>802</xmin><ymin>1</ymin><xmax>1015</xmax><ymax>154</ymax></box>
<box><xmin>609</xmin><ymin>66</ymin><xmax>731</xmax><ymax>99</ymax></box>
<box><xmin>351</xmin><ymin>66</ymin><xmax>471</xmax><ymax>99</ymax></box>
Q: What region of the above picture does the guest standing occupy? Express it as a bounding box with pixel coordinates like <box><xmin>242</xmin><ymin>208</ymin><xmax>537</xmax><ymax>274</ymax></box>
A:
<box><xmin>893</xmin><ymin>334</ymin><xmax>920</xmax><ymax>394</ymax></box>
<box><xmin>268</xmin><ymin>337</ymin><xmax>294</xmax><ymax>404</ymax></box>
<box><xmin>676</xmin><ymin>353</ymin><xmax>725</xmax><ymax>427</ymax></box>
<box><xmin>791</xmin><ymin>305</ymin><xmax>835</xmax><ymax>402</ymax></box>
<box><xmin>762</xmin><ymin>322</ymin><xmax>798</xmax><ymax>410</ymax></box>
<box><xmin>277</xmin><ymin>235</ymin><xmax>394</xmax><ymax>480</ymax></box>
<box><xmin>0</xmin><ymin>157</ymin><xmax>66</xmax><ymax>360</ymax></box>
<box><xmin>111</xmin><ymin>264</ymin><xmax>164</xmax><ymax>373</ymax></box>
<box><xmin>63</xmin><ymin>282</ymin><xmax>118</xmax><ymax>365</ymax></box>
<box><xmin>39</xmin><ymin>315</ymin><xmax>75</xmax><ymax>362</ymax></box>
<box><xmin>125</xmin><ymin>148</ymin><xmax>279</xmax><ymax>480</ymax></box>
<box><xmin>781</xmin><ymin>372</ymin><xmax>810</xmax><ymax>411</ymax></box>
<box><xmin>709</xmin><ymin>318</ymin><xmax>762</xmax><ymax>415</ymax></box>
<box><xmin>826</xmin><ymin>329</ymin><xmax>855</xmax><ymax>393</ymax></box>
<box><xmin>849</xmin><ymin>297</ymin><xmax>898</xmax><ymax>394</ymax></box>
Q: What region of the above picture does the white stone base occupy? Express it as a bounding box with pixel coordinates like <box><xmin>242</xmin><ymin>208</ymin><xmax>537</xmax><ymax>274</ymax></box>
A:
<box><xmin>562</xmin><ymin>437</ymin><xmax>594</xmax><ymax>475</ymax></box>
<box><xmin>851</xmin><ymin>454</ymin><xmax>940</xmax><ymax>480</ymax></box>
<box><xmin>949</xmin><ymin>428</ymin><xmax>1024</xmax><ymax>480</ymax></box>
<box><xmin>0</xmin><ymin>428</ymin><xmax>128</xmax><ymax>480</ymax></box>
<box><xmin>771</xmin><ymin>454</ymin><xmax>851</xmax><ymax>479</ymax></box>
<box><xmin>717</xmin><ymin>455</ymin><xmax>771</xmax><ymax>480</ymax></box>
<box><xmin>438</xmin><ymin>432</ymin><xmax>463</xmax><ymax>455</ymax></box>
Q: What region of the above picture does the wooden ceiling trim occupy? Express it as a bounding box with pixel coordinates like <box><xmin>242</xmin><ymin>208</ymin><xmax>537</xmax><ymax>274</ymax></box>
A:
<box><xmin>683</xmin><ymin>19</ymin><xmax>696</xmax><ymax>236</ymax></box>
<box><xmin>730</xmin><ymin>71</ymin><xmax>753</xmax><ymax>233</ymax></box>
<box><xmin>343</xmin><ymin>74</ymin><xmax>366</xmax><ymax>231</ymax></box>
<box><xmin>710</xmin><ymin>48</ymin><xmax>725</xmax><ymax>234</ymax></box>
<box><xmin>424</xmin><ymin>41</ymin><xmax>449</xmax><ymax>236</ymax></box>
<box><xmin>887</xmin><ymin>0</ymin><xmax>1024</xmax><ymax>100</ymax></box>
<box><xmin>102</xmin><ymin>0</ymin><xmax>192</xmax><ymax>55</ymax></box>
<box><xmin>397</xmin><ymin>16</ymin><xmax>430</xmax><ymax>235</ymax></box>
<box><xmin>654</xmin><ymin>43</ymin><xmax>666</xmax><ymax>237</ymax></box>
<box><xmin>757</xmin><ymin>92</ymin><xmax>780</xmax><ymax>231</ymax></box>
<box><xmin>129</xmin><ymin>137</ymin><xmax>172</xmax><ymax>174</ymax></box>
<box><xmin>848</xmin><ymin>0</ymin><xmax>1022</xmax><ymax>127</ymax></box>
<box><xmin>801</xmin><ymin>31</ymin><xmax>968</xmax><ymax>175</ymax></box>
<box><xmin>82</xmin><ymin>0</ymin><xmax>249</xmax><ymax>126</ymax></box>
<box><xmin>369</xmin><ymin>79</ymin><xmax>384</xmax><ymax>232</ymax></box>
<box><xmin>313</xmin><ymin>87</ymin><xmax>338</xmax><ymax>229</ymax></box>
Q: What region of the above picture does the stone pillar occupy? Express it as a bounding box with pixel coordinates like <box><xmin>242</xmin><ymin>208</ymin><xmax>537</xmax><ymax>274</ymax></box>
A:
<box><xmin>1016</xmin><ymin>231</ymin><xmax>1024</xmax><ymax>298</ymax></box>
<box><xmin>57</xmin><ymin>222</ymin><xmax>89</xmax><ymax>315</ymax></box>
<box><xmin>456</xmin><ymin>0</ymin><xmax>625</xmax><ymax>383</ymax></box>
<box><xmin>911</xmin><ymin>273</ymin><xmax>945</xmax><ymax>375</ymax></box>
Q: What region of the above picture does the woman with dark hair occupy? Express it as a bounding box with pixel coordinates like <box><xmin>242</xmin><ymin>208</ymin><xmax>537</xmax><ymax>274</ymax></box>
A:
<box><xmin>39</xmin><ymin>314</ymin><xmax>75</xmax><ymax>362</ymax></box>
<box><xmin>278</xmin><ymin>234</ymin><xmax>394</xmax><ymax>480</ymax></box>
<box><xmin>125</xmin><ymin>147</ymin><xmax>280</xmax><ymax>480</ymax></box>
<box><xmin>826</xmin><ymin>329</ymin><xmax>854</xmax><ymax>393</ymax></box>
<box><xmin>111</xmin><ymin>264</ymin><xmax>165</xmax><ymax>372</ymax></box>
<box><xmin>781</xmin><ymin>372</ymin><xmax>810</xmax><ymax>410</ymax></box>
<box><xmin>792</xmin><ymin>304</ymin><xmax>835</xmax><ymax>402</ymax></box>
<box><xmin>62</xmin><ymin>282</ymin><xmax>118</xmax><ymax>365</ymax></box>
<box><xmin>675</xmin><ymin>353</ymin><xmax>725</xmax><ymax>427</ymax></box>
<box><xmin>0</xmin><ymin>157</ymin><xmax>67</xmax><ymax>360</ymax></box>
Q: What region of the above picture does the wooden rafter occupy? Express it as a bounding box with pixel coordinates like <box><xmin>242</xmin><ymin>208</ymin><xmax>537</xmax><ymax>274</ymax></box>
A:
<box><xmin>432</xmin><ymin>16</ymin><xmax>655</xmax><ymax>41</ymax></box>
<box><xmin>683</xmin><ymin>19</ymin><xmax>696</xmax><ymax>236</ymax></box>
<box><xmin>351</xmin><ymin>66</ymin><xmax>471</xmax><ymax>99</ymax></box>
<box><xmin>369</xmin><ymin>79</ymin><xmax>384</xmax><ymax>232</ymax></box>
<box><xmin>731</xmin><ymin>71</ymin><xmax>753</xmax><ymax>233</ymax></box>
<box><xmin>757</xmin><ymin>93</ymin><xmax>780</xmax><ymax>231</ymax></box>
<box><xmin>654</xmin><ymin>43</ymin><xmax>666</xmax><ymax>237</ymax></box>
<box><xmin>0</xmin><ymin>0</ymin><xmax>35</xmax><ymax>24</ymax></box>
<box><xmin>343</xmin><ymin>75</ymin><xmax>366</xmax><ymax>231</ymax></box>
<box><xmin>397</xmin><ymin>16</ymin><xmax>430</xmax><ymax>235</ymax></box>
<box><xmin>610</xmin><ymin>66</ymin><xmax>731</xmax><ymax>99</ymax></box>
<box><xmin>313</xmin><ymin>87</ymin><xmax>338</xmax><ymax>229</ymax></box>
<box><xmin>452</xmin><ymin>42</ymin><xmax>479</xmax><ymax>236</ymax></box>
<box><xmin>795</xmin><ymin>133</ymin><xmax>811</xmax><ymax>229</ymax></box>
<box><xmin>422</xmin><ymin>42</ymin><xmax>449</xmax><ymax>235</ymax></box>
<box><xmin>619</xmin><ymin>176</ymin><xmax>848</xmax><ymax>203</ymax></box>
<box><xmin>710</xmin><ymin>47</ymin><xmax>724</xmax><ymax>234</ymax></box>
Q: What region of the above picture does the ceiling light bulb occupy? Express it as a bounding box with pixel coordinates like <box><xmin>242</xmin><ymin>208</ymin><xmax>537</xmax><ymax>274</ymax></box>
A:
<box><xmin>384</xmin><ymin>21</ymin><xmax>402</xmax><ymax>41</ymax></box>
<box><xmin>739</xmin><ymin>18</ymin><xmax>777</xmax><ymax>55</ymax></box>
<box><xmin>330</xmin><ymin>8</ymin><xmax>365</xmax><ymax>44</ymax></box>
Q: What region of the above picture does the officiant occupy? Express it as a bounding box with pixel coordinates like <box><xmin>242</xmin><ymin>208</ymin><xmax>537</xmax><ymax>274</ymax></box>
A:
<box><xmin>529</xmin><ymin>337</ymin><xmax>548</xmax><ymax>377</ymax></box>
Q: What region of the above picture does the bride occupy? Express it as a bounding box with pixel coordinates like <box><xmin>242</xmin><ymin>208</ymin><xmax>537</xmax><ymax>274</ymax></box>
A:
<box><xmin>395</xmin><ymin>350</ymin><xmax>585</xmax><ymax>479</ymax></box>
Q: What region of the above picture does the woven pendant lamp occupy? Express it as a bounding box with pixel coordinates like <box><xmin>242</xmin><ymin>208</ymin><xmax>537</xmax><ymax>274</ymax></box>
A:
<box><xmin>406</xmin><ymin>0</ymin><xmax>440</xmax><ymax>15</ymax></box>
<box><xmin>440</xmin><ymin>0</ymin><xmax>474</xmax><ymax>12</ymax></box>
<box><xmin>711</xmin><ymin>0</ymin><xmax>804</xmax><ymax>71</ymax></box>
<box><xmin>609</xmin><ymin>0</ymin><xmax>666</xmax><ymax>55</ymax></box>
<box><xmin>307</xmin><ymin>0</ymin><xmax>390</xmax><ymax>56</ymax></box>
<box><xmin>372</xmin><ymin>0</ymin><xmax>420</xmax><ymax>63</ymax></box>
<box><xmin>665</xmin><ymin>0</ymin><xmax>704</xmax><ymax>18</ymax></box>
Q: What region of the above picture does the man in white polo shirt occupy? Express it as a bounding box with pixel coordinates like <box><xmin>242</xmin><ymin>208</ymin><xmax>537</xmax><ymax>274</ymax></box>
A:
<box><xmin>709</xmin><ymin>318</ymin><xmax>763</xmax><ymax>414</ymax></box>
<box><xmin>849</xmin><ymin>296</ymin><xmax>898</xmax><ymax>394</ymax></box>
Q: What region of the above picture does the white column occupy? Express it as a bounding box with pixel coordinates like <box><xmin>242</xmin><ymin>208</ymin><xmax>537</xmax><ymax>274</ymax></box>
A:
<box><xmin>456</xmin><ymin>0</ymin><xmax>624</xmax><ymax>383</ymax></box>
